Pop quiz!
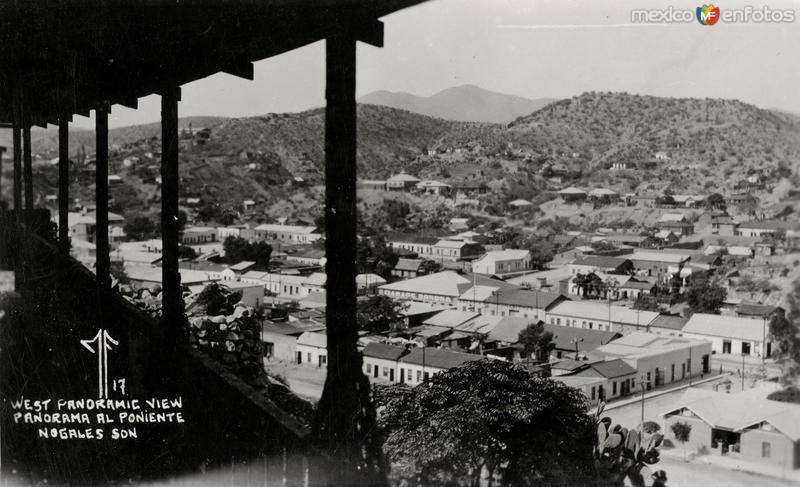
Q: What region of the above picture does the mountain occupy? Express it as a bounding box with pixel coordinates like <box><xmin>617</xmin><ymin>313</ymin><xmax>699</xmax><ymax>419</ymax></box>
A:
<box><xmin>6</xmin><ymin>93</ymin><xmax>799</xmax><ymax>224</ymax></box>
<box><xmin>359</xmin><ymin>85</ymin><xmax>554</xmax><ymax>124</ymax></box>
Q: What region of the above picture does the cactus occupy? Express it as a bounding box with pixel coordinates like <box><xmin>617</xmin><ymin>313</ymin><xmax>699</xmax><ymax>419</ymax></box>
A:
<box><xmin>593</xmin><ymin>404</ymin><xmax>667</xmax><ymax>487</ymax></box>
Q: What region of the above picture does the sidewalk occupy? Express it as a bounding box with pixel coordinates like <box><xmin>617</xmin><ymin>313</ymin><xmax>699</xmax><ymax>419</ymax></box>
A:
<box><xmin>661</xmin><ymin>447</ymin><xmax>800</xmax><ymax>484</ymax></box>
<box><xmin>595</xmin><ymin>371</ymin><xmax>732</xmax><ymax>413</ymax></box>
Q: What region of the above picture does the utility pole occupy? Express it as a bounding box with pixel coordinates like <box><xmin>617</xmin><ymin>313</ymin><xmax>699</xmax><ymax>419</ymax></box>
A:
<box><xmin>640</xmin><ymin>373</ymin><xmax>650</xmax><ymax>428</ymax></box>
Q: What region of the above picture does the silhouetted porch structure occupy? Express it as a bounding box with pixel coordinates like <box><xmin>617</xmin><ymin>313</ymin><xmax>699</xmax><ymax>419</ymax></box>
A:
<box><xmin>0</xmin><ymin>1</ymin><xmax>427</xmax><ymax>484</ymax></box>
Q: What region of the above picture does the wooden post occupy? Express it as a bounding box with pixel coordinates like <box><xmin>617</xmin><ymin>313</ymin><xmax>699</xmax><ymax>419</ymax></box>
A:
<box><xmin>58</xmin><ymin>117</ymin><xmax>70</xmax><ymax>251</ymax></box>
<box><xmin>12</xmin><ymin>124</ymin><xmax>21</xmax><ymax>212</ymax></box>
<box><xmin>313</xmin><ymin>33</ymin><xmax>385</xmax><ymax>485</ymax></box>
<box><xmin>12</xmin><ymin>90</ymin><xmax>22</xmax><ymax>214</ymax></box>
<box><xmin>0</xmin><ymin>146</ymin><xmax>6</xmax><ymax>202</ymax></box>
<box><xmin>95</xmin><ymin>102</ymin><xmax>110</xmax><ymax>288</ymax></box>
<box><xmin>22</xmin><ymin>124</ymin><xmax>32</xmax><ymax>209</ymax></box>
<box><xmin>161</xmin><ymin>86</ymin><xmax>183</xmax><ymax>352</ymax></box>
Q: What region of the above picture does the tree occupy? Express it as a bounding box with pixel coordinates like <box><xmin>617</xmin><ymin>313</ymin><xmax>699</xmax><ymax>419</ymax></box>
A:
<box><xmin>356</xmin><ymin>295</ymin><xmax>406</xmax><ymax>333</ymax></box>
<box><xmin>594</xmin><ymin>412</ymin><xmax>666</xmax><ymax>487</ymax></box>
<box><xmin>705</xmin><ymin>193</ymin><xmax>726</xmax><ymax>211</ymax></box>
<box><xmin>633</xmin><ymin>293</ymin><xmax>661</xmax><ymax>312</ymax></box>
<box><xmin>178</xmin><ymin>245</ymin><xmax>197</xmax><ymax>259</ymax></box>
<box><xmin>223</xmin><ymin>236</ymin><xmax>272</xmax><ymax>266</ymax></box>
<box><xmin>769</xmin><ymin>283</ymin><xmax>800</xmax><ymax>385</ymax></box>
<box><xmin>374</xmin><ymin>360</ymin><xmax>596</xmax><ymax>487</ymax></box>
<box><xmin>518</xmin><ymin>321</ymin><xmax>554</xmax><ymax>362</ymax></box>
<box><xmin>685</xmin><ymin>274</ymin><xmax>727</xmax><ymax>314</ymax></box>
<box><xmin>124</xmin><ymin>215</ymin><xmax>158</xmax><ymax>240</ymax></box>
<box><xmin>670</xmin><ymin>421</ymin><xmax>692</xmax><ymax>461</ymax></box>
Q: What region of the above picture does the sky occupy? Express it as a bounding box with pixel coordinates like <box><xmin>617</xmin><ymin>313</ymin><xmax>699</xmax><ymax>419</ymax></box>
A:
<box><xmin>63</xmin><ymin>0</ymin><xmax>800</xmax><ymax>129</ymax></box>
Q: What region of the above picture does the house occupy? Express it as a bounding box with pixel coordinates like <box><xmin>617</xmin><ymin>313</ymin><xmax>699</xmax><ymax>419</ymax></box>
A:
<box><xmin>388</xmin><ymin>233</ymin><xmax>440</xmax><ymax>259</ymax></box>
<box><xmin>658</xmin><ymin>219</ymin><xmax>694</xmax><ymax>237</ymax></box>
<box><xmin>379</xmin><ymin>270</ymin><xmax>476</xmax><ymax>305</ymax></box>
<box><xmin>182</xmin><ymin>226</ymin><xmax>217</xmax><ymax>244</ymax></box>
<box><xmin>672</xmin><ymin>195</ymin><xmax>705</xmax><ymax>208</ymax></box>
<box><xmin>126</xmin><ymin>267</ymin><xmax>219</xmax><ymax>294</ymax></box>
<box><xmin>416</xmin><ymin>180</ymin><xmax>451</xmax><ymax>196</ymax></box>
<box><xmin>567</xmin><ymin>272</ymin><xmax>655</xmax><ymax>301</ymax></box>
<box><xmin>648</xmin><ymin>314</ymin><xmax>688</xmax><ymax>336</ymax></box>
<box><xmin>261</xmin><ymin>320</ymin><xmax>326</xmax><ymax>362</ymax></box>
<box><xmin>295</xmin><ymin>332</ymin><xmax>327</xmax><ymax>367</ymax></box>
<box><xmin>217</xmin><ymin>226</ymin><xmax>242</xmax><ymax>240</ymax></box>
<box><xmin>220</xmin><ymin>261</ymin><xmax>258</xmax><ymax>280</ymax></box>
<box><xmin>662</xmin><ymin>387</ymin><xmax>800</xmax><ymax>471</ymax></box>
<box><xmin>252</xmin><ymin>224</ymin><xmax>322</xmax><ymax>244</ymax></box>
<box><xmin>737</xmin><ymin>220</ymin><xmax>791</xmax><ymax>239</ymax></box>
<box><xmin>736</xmin><ymin>303</ymin><xmax>782</xmax><ymax>320</ymax></box>
<box><xmin>488</xmin><ymin>317</ymin><xmax>620</xmax><ymax>361</ymax></box>
<box><xmin>432</xmin><ymin>239</ymin><xmax>484</xmax><ymax>262</ymax></box>
<box><xmin>392</xmin><ymin>258</ymin><xmax>433</xmax><ymax>279</ymax></box>
<box><xmin>508</xmin><ymin>198</ymin><xmax>533</xmax><ymax>208</ymax></box>
<box><xmin>545</xmin><ymin>324</ymin><xmax>621</xmax><ymax>360</ymax></box>
<box><xmin>457</xmin><ymin>286</ymin><xmax>566</xmax><ymax>321</ymax></box>
<box><xmin>449</xmin><ymin>217</ymin><xmax>470</xmax><ymax>232</ymax></box>
<box><xmin>356</xmin><ymin>273</ymin><xmax>386</xmax><ymax>294</ymax></box>
<box><xmin>566</xmin><ymin>359</ymin><xmax>638</xmax><ymax>402</ymax></box>
<box><xmin>358</xmin><ymin>179</ymin><xmax>387</xmax><ymax>191</ymax></box>
<box><xmin>558</xmin><ymin>186</ymin><xmax>587</xmax><ymax>203</ymax></box>
<box><xmin>551</xmin><ymin>375</ymin><xmax>609</xmax><ymax>405</ymax></box>
<box><xmin>362</xmin><ymin>342</ymin><xmax>409</xmax><ymax>383</ymax></box>
<box><xmin>470</xmin><ymin>249</ymin><xmax>531</xmax><ymax>276</ymax></box>
<box><xmin>286</xmin><ymin>248</ymin><xmax>326</xmax><ymax>267</ymax></box>
<box><xmin>628</xmin><ymin>251</ymin><xmax>691</xmax><ymax>281</ymax></box>
<box><xmin>569</xmin><ymin>255</ymin><xmax>634</xmax><ymax>275</ymax></box>
<box><xmin>397</xmin><ymin>347</ymin><xmax>482</xmax><ymax>384</ymax></box>
<box><xmin>682</xmin><ymin>313</ymin><xmax>772</xmax><ymax>358</ymax></box>
<box><xmin>653</xmin><ymin>230</ymin><xmax>679</xmax><ymax>244</ymax></box>
<box><xmin>453</xmin><ymin>181</ymin><xmax>488</xmax><ymax>195</ymax></box>
<box><xmin>711</xmin><ymin>215</ymin><xmax>738</xmax><ymax>236</ymax></box>
<box><xmin>588</xmin><ymin>188</ymin><xmax>619</xmax><ymax>202</ymax></box>
<box><xmin>221</xmin><ymin>281</ymin><xmax>265</xmax><ymax>307</ymax></box>
<box><xmin>386</xmin><ymin>171</ymin><xmax>421</xmax><ymax>191</ymax></box>
<box><xmin>593</xmin><ymin>332</ymin><xmax>711</xmax><ymax>388</ymax></box>
<box><xmin>546</xmin><ymin>300</ymin><xmax>660</xmax><ymax>334</ymax></box>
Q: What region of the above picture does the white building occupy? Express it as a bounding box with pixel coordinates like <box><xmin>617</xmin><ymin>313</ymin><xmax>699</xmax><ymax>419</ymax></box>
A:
<box><xmin>471</xmin><ymin>249</ymin><xmax>532</xmax><ymax>275</ymax></box>
<box><xmin>682</xmin><ymin>313</ymin><xmax>772</xmax><ymax>358</ymax></box>
<box><xmin>182</xmin><ymin>226</ymin><xmax>217</xmax><ymax>244</ymax></box>
<box><xmin>593</xmin><ymin>332</ymin><xmax>712</xmax><ymax>387</ymax></box>
<box><xmin>252</xmin><ymin>224</ymin><xmax>322</xmax><ymax>244</ymax></box>
<box><xmin>546</xmin><ymin>300</ymin><xmax>660</xmax><ymax>334</ymax></box>
<box><xmin>296</xmin><ymin>332</ymin><xmax>327</xmax><ymax>367</ymax></box>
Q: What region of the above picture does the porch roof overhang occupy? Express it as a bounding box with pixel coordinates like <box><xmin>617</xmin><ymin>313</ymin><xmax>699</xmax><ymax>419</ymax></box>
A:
<box><xmin>0</xmin><ymin>0</ymin><xmax>426</xmax><ymax>126</ymax></box>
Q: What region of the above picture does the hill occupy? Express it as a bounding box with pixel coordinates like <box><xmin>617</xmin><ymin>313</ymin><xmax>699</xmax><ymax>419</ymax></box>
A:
<box><xmin>359</xmin><ymin>85</ymin><xmax>554</xmax><ymax>124</ymax></box>
<box><xmin>5</xmin><ymin>92</ymin><xmax>800</xmax><ymax>230</ymax></box>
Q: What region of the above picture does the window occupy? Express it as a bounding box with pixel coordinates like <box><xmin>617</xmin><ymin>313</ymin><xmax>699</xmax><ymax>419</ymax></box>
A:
<box><xmin>320</xmin><ymin>355</ymin><xmax>327</xmax><ymax>365</ymax></box>
<box><xmin>671</xmin><ymin>364</ymin><xmax>675</xmax><ymax>382</ymax></box>
<box><xmin>591</xmin><ymin>387</ymin><xmax>596</xmax><ymax>400</ymax></box>
<box><xmin>366</xmin><ymin>364</ymin><xmax>372</xmax><ymax>373</ymax></box>
<box><xmin>307</xmin><ymin>353</ymin><xmax>311</xmax><ymax>363</ymax></box>
<box><xmin>742</xmin><ymin>342</ymin><xmax>751</xmax><ymax>355</ymax></box>
<box><xmin>722</xmin><ymin>340</ymin><xmax>732</xmax><ymax>354</ymax></box>
<box><xmin>416</xmin><ymin>370</ymin><xmax>422</xmax><ymax>382</ymax></box>
<box><xmin>762</xmin><ymin>442</ymin><xmax>771</xmax><ymax>458</ymax></box>
<box><xmin>383</xmin><ymin>367</ymin><xmax>388</xmax><ymax>377</ymax></box>
<box><xmin>556</xmin><ymin>318</ymin><xmax>561</xmax><ymax>325</ymax></box>
<box><xmin>612</xmin><ymin>382</ymin><xmax>617</xmax><ymax>395</ymax></box>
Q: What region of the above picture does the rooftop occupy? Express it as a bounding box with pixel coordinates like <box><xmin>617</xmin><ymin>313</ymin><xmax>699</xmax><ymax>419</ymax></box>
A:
<box><xmin>399</xmin><ymin>347</ymin><xmax>483</xmax><ymax>369</ymax></box>
<box><xmin>549</xmin><ymin>301</ymin><xmax>660</xmax><ymax>326</ymax></box>
<box><xmin>662</xmin><ymin>387</ymin><xmax>800</xmax><ymax>441</ymax></box>
<box><xmin>362</xmin><ymin>342</ymin><xmax>409</xmax><ymax>361</ymax></box>
<box><xmin>683</xmin><ymin>313</ymin><xmax>767</xmax><ymax>342</ymax></box>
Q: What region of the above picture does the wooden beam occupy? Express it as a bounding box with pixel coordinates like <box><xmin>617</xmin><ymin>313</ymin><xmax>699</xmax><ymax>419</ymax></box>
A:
<box><xmin>58</xmin><ymin>117</ymin><xmax>70</xmax><ymax>252</ymax></box>
<box><xmin>22</xmin><ymin>124</ymin><xmax>32</xmax><ymax>209</ymax></box>
<box><xmin>356</xmin><ymin>19</ymin><xmax>384</xmax><ymax>48</ymax></box>
<box><xmin>0</xmin><ymin>146</ymin><xmax>6</xmax><ymax>202</ymax></box>
<box><xmin>95</xmin><ymin>102</ymin><xmax>110</xmax><ymax>288</ymax></box>
<box><xmin>12</xmin><ymin>122</ymin><xmax>21</xmax><ymax>212</ymax></box>
<box><xmin>221</xmin><ymin>61</ymin><xmax>254</xmax><ymax>81</ymax></box>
